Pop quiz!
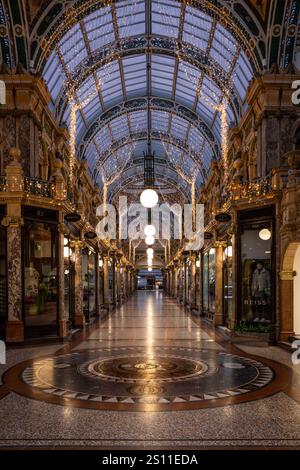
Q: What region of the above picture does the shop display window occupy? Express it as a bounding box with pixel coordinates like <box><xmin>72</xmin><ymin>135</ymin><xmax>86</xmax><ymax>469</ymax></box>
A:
<box><xmin>23</xmin><ymin>221</ymin><xmax>58</xmax><ymax>334</ymax></box>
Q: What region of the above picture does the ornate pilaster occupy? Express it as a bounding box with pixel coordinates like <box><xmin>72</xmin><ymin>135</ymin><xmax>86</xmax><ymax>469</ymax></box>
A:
<box><xmin>173</xmin><ymin>261</ymin><xmax>179</xmax><ymax>299</ymax></box>
<box><xmin>189</xmin><ymin>254</ymin><xmax>197</xmax><ymax>310</ymax></box>
<box><xmin>116</xmin><ymin>254</ymin><xmax>122</xmax><ymax>305</ymax></box>
<box><xmin>3</xmin><ymin>148</ymin><xmax>24</xmax><ymax>342</ymax></box>
<box><xmin>110</xmin><ymin>251</ymin><xmax>117</xmax><ymax>307</ymax></box>
<box><xmin>214</xmin><ymin>241</ymin><xmax>226</xmax><ymax>326</ymax></box>
<box><xmin>3</xmin><ymin>215</ymin><xmax>24</xmax><ymax>342</ymax></box>
<box><xmin>57</xmin><ymin>221</ymin><xmax>68</xmax><ymax>337</ymax></box>
<box><xmin>70</xmin><ymin>240</ymin><xmax>85</xmax><ymax>326</ymax></box>
<box><xmin>178</xmin><ymin>262</ymin><xmax>184</xmax><ymax>303</ymax></box>
<box><xmin>122</xmin><ymin>264</ymin><xmax>127</xmax><ymax>299</ymax></box>
<box><xmin>182</xmin><ymin>252</ymin><xmax>189</xmax><ymax>306</ymax></box>
<box><xmin>279</xmin><ymin>270</ymin><xmax>296</xmax><ymax>340</ymax></box>
<box><xmin>103</xmin><ymin>252</ymin><xmax>110</xmax><ymax>309</ymax></box>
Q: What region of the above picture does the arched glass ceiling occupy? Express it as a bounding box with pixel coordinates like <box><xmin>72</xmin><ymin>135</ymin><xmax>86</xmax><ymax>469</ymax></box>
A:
<box><xmin>42</xmin><ymin>0</ymin><xmax>254</xmax><ymax>189</ymax></box>
<box><xmin>84</xmin><ymin>108</ymin><xmax>213</xmax><ymax>185</ymax></box>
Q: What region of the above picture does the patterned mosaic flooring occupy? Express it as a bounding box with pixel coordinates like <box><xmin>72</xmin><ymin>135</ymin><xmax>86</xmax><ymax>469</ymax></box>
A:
<box><xmin>0</xmin><ymin>291</ymin><xmax>299</xmax><ymax>447</ymax></box>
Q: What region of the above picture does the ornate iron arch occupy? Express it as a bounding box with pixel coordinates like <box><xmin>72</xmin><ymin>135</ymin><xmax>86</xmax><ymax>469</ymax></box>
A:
<box><xmin>108</xmin><ymin>167</ymin><xmax>191</xmax><ymax>203</ymax></box>
<box><xmin>89</xmin><ymin>131</ymin><xmax>209</xmax><ymax>183</ymax></box>
<box><xmin>79</xmin><ymin>97</ymin><xmax>220</xmax><ymax>160</ymax></box>
<box><xmin>55</xmin><ymin>37</ymin><xmax>241</xmax><ymax>121</ymax></box>
<box><xmin>30</xmin><ymin>0</ymin><xmax>263</xmax><ymax>73</ymax></box>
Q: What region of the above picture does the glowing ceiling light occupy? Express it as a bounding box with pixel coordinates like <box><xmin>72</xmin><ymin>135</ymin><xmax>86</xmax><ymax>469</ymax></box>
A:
<box><xmin>145</xmin><ymin>235</ymin><xmax>155</xmax><ymax>245</ymax></box>
<box><xmin>148</xmin><ymin>267</ymin><xmax>152</xmax><ymax>272</ymax></box>
<box><xmin>140</xmin><ymin>189</ymin><xmax>158</xmax><ymax>208</ymax></box>
<box><xmin>259</xmin><ymin>228</ymin><xmax>271</xmax><ymax>241</ymax></box>
<box><xmin>147</xmin><ymin>248</ymin><xmax>154</xmax><ymax>256</ymax></box>
<box><xmin>144</xmin><ymin>224</ymin><xmax>156</xmax><ymax>237</ymax></box>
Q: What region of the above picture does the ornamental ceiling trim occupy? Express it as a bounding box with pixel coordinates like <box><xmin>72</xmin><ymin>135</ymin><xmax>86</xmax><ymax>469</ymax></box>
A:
<box><xmin>55</xmin><ymin>36</ymin><xmax>241</xmax><ymax>119</ymax></box>
<box><xmin>30</xmin><ymin>0</ymin><xmax>262</xmax><ymax>73</ymax></box>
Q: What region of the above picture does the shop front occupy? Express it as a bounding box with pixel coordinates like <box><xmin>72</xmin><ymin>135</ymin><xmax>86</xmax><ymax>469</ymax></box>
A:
<box><xmin>237</xmin><ymin>206</ymin><xmax>275</xmax><ymax>327</ymax></box>
<box><xmin>22</xmin><ymin>206</ymin><xmax>59</xmax><ymax>338</ymax></box>
<box><xmin>223</xmin><ymin>243</ymin><xmax>233</xmax><ymax>327</ymax></box>
<box><xmin>82</xmin><ymin>246</ymin><xmax>97</xmax><ymax>321</ymax></box>
<box><xmin>202</xmin><ymin>248</ymin><xmax>216</xmax><ymax>319</ymax></box>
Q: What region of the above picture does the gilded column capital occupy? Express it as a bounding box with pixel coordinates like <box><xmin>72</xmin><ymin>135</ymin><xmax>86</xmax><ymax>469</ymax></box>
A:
<box><xmin>69</xmin><ymin>240</ymin><xmax>84</xmax><ymax>250</ymax></box>
<box><xmin>279</xmin><ymin>270</ymin><xmax>296</xmax><ymax>280</ymax></box>
<box><xmin>215</xmin><ymin>240</ymin><xmax>227</xmax><ymax>249</ymax></box>
<box><xmin>1</xmin><ymin>216</ymin><xmax>23</xmax><ymax>228</ymax></box>
<box><xmin>57</xmin><ymin>223</ymin><xmax>70</xmax><ymax>236</ymax></box>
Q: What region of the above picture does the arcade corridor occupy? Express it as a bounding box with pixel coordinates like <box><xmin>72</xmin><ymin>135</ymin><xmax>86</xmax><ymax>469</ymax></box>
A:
<box><xmin>0</xmin><ymin>290</ymin><xmax>300</xmax><ymax>449</ymax></box>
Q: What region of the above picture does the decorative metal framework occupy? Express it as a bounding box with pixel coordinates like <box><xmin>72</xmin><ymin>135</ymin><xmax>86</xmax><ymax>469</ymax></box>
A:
<box><xmin>2</xmin><ymin>0</ymin><xmax>298</xmax><ymax>195</ymax></box>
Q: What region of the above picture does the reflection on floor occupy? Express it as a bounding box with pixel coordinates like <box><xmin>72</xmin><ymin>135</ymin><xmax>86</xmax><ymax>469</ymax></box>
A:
<box><xmin>1</xmin><ymin>291</ymin><xmax>300</xmax><ymax>449</ymax></box>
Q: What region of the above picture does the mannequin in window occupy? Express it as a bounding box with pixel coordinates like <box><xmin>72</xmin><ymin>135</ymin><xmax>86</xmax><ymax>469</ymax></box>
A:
<box><xmin>251</xmin><ymin>262</ymin><xmax>271</xmax><ymax>322</ymax></box>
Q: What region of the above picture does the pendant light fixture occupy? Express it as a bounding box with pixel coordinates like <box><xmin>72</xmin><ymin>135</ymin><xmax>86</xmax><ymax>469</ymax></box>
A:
<box><xmin>140</xmin><ymin>53</ymin><xmax>158</xmax><ymax>209</ymax></box>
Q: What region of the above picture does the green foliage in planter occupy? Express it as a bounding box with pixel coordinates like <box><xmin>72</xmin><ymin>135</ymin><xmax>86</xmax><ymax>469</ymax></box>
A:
<box><xmin>234</xmin><ymin>321</ymin><xmax>273</xmax><ymax>333</ymax></box>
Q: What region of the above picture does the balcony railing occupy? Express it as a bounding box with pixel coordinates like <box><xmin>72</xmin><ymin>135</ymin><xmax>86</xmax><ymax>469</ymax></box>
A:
<box><xmin>230</xmin><ymin>176</ymin><xmax>275</xmax><ymax>201</ymax></box>
<box><xmin>24</xmin><ymin>177</ymin><xmax>55</xmax><ymax>198</ymax></box>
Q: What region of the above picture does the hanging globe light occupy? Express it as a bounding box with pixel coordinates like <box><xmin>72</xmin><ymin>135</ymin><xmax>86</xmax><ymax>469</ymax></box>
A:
<box><xmin>148</xmin><ymin>267</ymin><xmax>152</xmax><ymax>272</ymax></box>
<box><xmin>147</xmin><ymin>248</ymin><xmax>154</xmax><ymax>256</ymax></box>
<box><xmin>148</xmin><ymin>260</ymin><xmax>153</xmax><ymax>266</ymax></box>
<box><xmin>144</xmin><ymin>224</ymin><xmax>156</xmax><ymax>237</ymax></box>
<box><xmin>259</xmin><ymin>228</ymin><xmax>271</xmax><ymax>241</ymax></box>
<box><xmin>145</xmin><ymin>235</ymin><xmax>155</xmax><ymax>245</ymax></box>
<box><xmin>140</xmin><ymin>189</ymin><xmax>158</xmax><ymax>208</ymax></box>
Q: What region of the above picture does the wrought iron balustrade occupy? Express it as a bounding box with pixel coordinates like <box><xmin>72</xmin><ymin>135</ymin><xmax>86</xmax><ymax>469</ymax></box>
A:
<box><xmin>24</xmin><ymin>177</ymin><xmax>55</xmax><ymax>198</ymax></box>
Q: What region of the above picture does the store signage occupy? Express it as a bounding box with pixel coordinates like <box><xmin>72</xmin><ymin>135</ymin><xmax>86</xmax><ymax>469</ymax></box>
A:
<box><xmin>215</xmin><ymin>212</ymin><xmax>231</xmax><ymax>222</ymax></box>
<box><xmin>23</xmin><ymin>206</ymin><xmax>58</xmax><ymax>222</ymax></box>
<box><xmin>84</xmin><ymin>231</ymin><xmax>97</xmax><ymax>239</ymax></box>
<box><xmin>64</xmin><ymin>212</ymin><xmax>81</xmax><ymax>222</ymax></box>
<box><xmin>204</xmin><ymin>231</ymin><xmax>213</xmax><ymax>239</ymax></box>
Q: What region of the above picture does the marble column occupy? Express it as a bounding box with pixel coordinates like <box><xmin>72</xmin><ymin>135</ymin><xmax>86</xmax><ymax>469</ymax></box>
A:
<box><xmin>190</xmin><ymin>254</ymin><xmax>197</xmax><ymax>310</ymax></box>
<box><xmin>4</xmin><ymin>148</ymin><xmax>24</xmax><ymax>342</ymax></box>
<box><xmin>57</xmin><ymin>220</ymin><xmax>68</xmax><ymax>337</ymax></box>
<box><xmin>4</xmin><ymin>214</ymin><xmax>24</xmax><ymax>342</ymax></box>
<box><xmin>110</xmin><ymin>252</ymin><xmax>116</xmax><ymax>307</ymax></box>
<box><xmin>116</xmin><ymin>256</ymin><xmax>122</xmax><ymax>305</ymax></box>
<box><xmin>178</xmin><ymin>263</ymin><xmax>184</xmax><ymax>303</ymax></box>
<box><xmin>279</xmin><ymin>270</ymin><xmax>295</xmax><ymax>341</ymax></box>
<box><xmin>103</xmin><ymin>253</ymin><xmax>110</xmax><ymax>309</ymax></box>
<box><xmin>71</xmin><ymin>240</ymin><xmax>85</xmax><ymax>326</ymax></box>
<box><xmin>214</xmin><ymin>241</ymin><xmax>226</xmax><ymax>326</ymax></box>
<box><xmin>173</xmin><ymin>263</ymin><xmax>178</xmax><ymax>299</ymax></box>
<box><xmin>183</xmin><ymin>256</ymin><xmax>188</xmax><ymax>306</ymax></box>
<box><xmin>123</xmin><ymin>265</ymin><xmax>128</xmax><ymax>299</ymax></box>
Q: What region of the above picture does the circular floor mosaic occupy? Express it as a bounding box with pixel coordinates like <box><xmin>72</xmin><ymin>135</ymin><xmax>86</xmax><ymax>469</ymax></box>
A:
<box><xmin>6</xmin><ymin>346</ymin><xmax>277</xmax><ymax>410</ymax></box>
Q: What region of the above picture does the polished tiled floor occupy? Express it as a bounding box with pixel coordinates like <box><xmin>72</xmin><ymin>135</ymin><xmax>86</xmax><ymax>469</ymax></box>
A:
<box><xmin>1</xmin><ymin>291</ymin><xmax>300</xmax><ymax>449</ymax></box>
